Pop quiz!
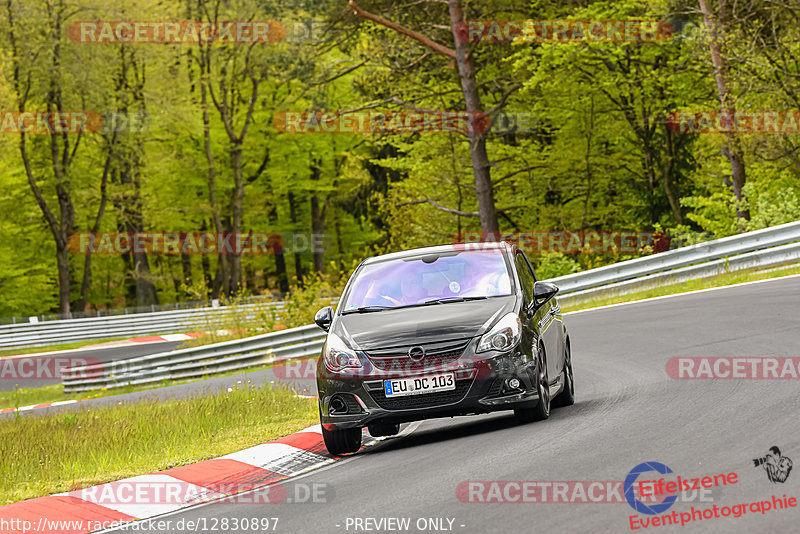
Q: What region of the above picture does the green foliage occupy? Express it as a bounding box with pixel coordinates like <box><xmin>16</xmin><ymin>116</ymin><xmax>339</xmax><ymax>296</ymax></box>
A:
<box><xmin>275</xmin><ymin>262</ymin><xmax>356</xmax><ymax>327</ymax></box>
<box><xmin>0</xmin><ymin>0</ymin><xmax>798</xmax><ymax>317</ymax></box>
<box><xmin>181</xmin><ymin>260</ymin><xmax>356</xmax><ymax>346</ymax></box>
<box><xmin>742</xmin><ymin>179</ymin><xmax>800</xmax><ymax>232</ymax></box>
<box><xmin>534</xmin><ymin>253</ymin><xmax>582</xmax><ymax>280</ymax></box>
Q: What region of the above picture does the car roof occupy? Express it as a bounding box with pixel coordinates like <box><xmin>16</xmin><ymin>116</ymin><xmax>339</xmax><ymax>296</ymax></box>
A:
<box><xmin>362</xmin><ymin>241</ymin><xmax>515</xmax><ymax>265</ymax></box>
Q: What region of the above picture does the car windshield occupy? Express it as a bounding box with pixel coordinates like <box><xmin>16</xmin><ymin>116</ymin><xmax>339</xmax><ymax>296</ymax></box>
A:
<box><xmin>343</xmin><ymin>250</ymin><xmax>512</xmax><ymax>312</ymax></box>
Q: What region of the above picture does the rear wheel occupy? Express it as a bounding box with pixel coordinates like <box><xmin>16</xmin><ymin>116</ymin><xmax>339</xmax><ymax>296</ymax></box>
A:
<box><xmin>552</xmin><ymin>341</ymin><xmax>575</xmax><ymax>408</ymax></box>
<box><xmin>321</xmin><ymin>425</ymin><xmax>362</xmax><ymax>455</ymax></box>
<box><xmin>514</xmin><ymin>346</ymin><xmax>550</xmax><ymax>423</ymax></box>
<box><xmin>367</xmin><ymin>422</ymin><xmax>400</xmax><ymax>437</ymax></box>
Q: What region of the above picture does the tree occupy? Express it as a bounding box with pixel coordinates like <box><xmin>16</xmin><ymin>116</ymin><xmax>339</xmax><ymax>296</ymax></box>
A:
<box><xmin>348</xmin><ymin>0</ymin><xmax>500</xmax><ymax>235</ymax></box>
<box><xmin>4</xmin><ymin>0</ymin><xmax>81</xmax><ymax>314</ymax></box>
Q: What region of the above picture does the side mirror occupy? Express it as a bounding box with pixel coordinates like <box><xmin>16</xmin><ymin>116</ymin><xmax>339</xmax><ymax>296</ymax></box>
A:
<box><xmin>530</xmin><ymin>281</ymin><xmax>559</xmax><ymax>310</ymax></box>
<box><xmin>314</xmin><ymin>306</ymin><xmax>334</xmax><ymax>331</ymax></box>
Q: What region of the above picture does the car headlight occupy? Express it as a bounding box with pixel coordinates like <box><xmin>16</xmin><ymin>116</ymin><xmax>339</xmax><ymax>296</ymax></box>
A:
<box><xmin>477</xmin><ymin>313</ymin><xmax>522</xmax><ymax>353</ymax></box>
<box><xmin>323</xmin><ymin>333</ymin><xmax>362</xmax><ymax>372</ymax></box>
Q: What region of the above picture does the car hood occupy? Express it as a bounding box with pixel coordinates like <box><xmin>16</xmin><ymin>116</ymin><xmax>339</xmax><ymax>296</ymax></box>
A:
<box><xmin>335</xmin><ymin>295</ymin><xmax>517</xmax><ymax>350</ymax></box>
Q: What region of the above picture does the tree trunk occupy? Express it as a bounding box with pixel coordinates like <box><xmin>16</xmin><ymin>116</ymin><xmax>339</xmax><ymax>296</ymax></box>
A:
<box><xmin>448</xmin><ymin>0</ymin><xmax>499</xmax><ymax>238</ymax></box>
<box><xmin>198</xmin><ymin>49</ymin><xmax>230</xmax><ymax>297</ymax></box>
<box><xmin>111</xmin><ymin>46</ymin><xmax>158</xmax><ymax>306</ymax></box>
<box><xmin>181</xmin><ymin>252</ymin><xmax>193</xmax><ymax>288</ymax></box>
<box><xmin>288</xmin><ymin>191</ymin><xmax>304</xmax><ymax>286</ymax></box>
<box><xmin>230</xmin><ymin>145</ymin><xmax>245</xmax><ymax>292</ymax></box>
<box><xmin>698</xmin><ymin>0</ymin><xmax>749</xmax><ymax>223</ymax></box>
<box><xmin>55</xmin><ymin>244</ymin><xmax>71</xmax><ymax>315</ymax></box>
<box><xmin>662</xmin><ymin>126</ymin><xmax>684</xmax><ymax>225</ymax></box>
<box><xmin>78</xmin><ymin>134</ymin><xmax>116</xmax><ymax>312</ymax></box>
<box><xmin>311</xmin><ymin>194</ymin><xmax>326</xmax><ymax>274</ymax></box>
<box><xmin>269</xmin><ymin>205</ymin><xmax>290</xmax><ymax>294</ymax></box>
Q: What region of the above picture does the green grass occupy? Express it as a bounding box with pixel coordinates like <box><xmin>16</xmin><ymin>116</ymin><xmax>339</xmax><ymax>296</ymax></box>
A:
<box><xmin>562</xmin><ymin>263</ymin><xmax>800</xmax><ymax>313</ymax></box>
<box><xmin>0</xmin><ymin>384</ymin><xmax>318</xmax><ymax>504</ymax></box>
<box><xmin>0</xmin><ymin>356</ymin><xmax>314</xmax><ymax>410</ymax></box>
<box><xmin>0</xmin><ymin>384</ymin><xmax>77</xmax><ymax>409</ymax></box>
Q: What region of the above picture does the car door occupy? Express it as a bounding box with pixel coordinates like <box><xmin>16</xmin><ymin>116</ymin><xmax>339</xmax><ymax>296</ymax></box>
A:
<box><xmin>518</xmin><ymin>251</ymin><xmax>561</xmax><ymax>382</ymax></box>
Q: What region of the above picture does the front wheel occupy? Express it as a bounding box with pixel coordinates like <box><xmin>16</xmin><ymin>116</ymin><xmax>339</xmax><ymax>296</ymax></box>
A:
<box><xmin>321</xmin><ymin>425</ymin><xmax>362</xmax><ymax>455</ymax></box>
<box><xmin>552</xmin><ymin>341</ymin><xmax>575</xmax><ymax>408</ymax></box>
<box><xmin>514</xmin><ymin>347</ymin><xmax>550</xmax><ymax>423</ymax></box>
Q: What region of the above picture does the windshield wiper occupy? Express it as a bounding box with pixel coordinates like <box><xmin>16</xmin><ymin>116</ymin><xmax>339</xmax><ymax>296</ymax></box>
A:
<box><xmin>423</xmin><ymin>296</ymin><xmax>489</xmax><ymax>305</ymax></box>
<box><xmin>341</xmin><ymin>305</ymin><xmax>393</xmax><ymax>315</ymax></box>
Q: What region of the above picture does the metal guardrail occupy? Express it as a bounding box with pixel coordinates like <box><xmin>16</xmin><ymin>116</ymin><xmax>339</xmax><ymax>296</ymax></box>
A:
<box><xmin>549</xmin><ymin>220</ymin><xmax>800</xmax><ymax>295</ymax></box>
<box><xmin>556</xmin><ymin>240</ymin><xmax>800</xmax><ymax>308</ymax></box>
<box><xmin>0</xmin><ymin>294</ymin><xmax>284</xmax><ymax>325</ymax></box>
<box><xmin>0</xmin><ymin>302</ymin><xmax>286</xmax><ymax>349</ymax></box>
<box><xmin>62</xmin><ymin>324</ymin><xmax>325</xmax><ymax>393</ymax></box>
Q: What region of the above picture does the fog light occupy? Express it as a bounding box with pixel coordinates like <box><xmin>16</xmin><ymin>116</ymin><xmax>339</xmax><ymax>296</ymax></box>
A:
<box><xmin>506</xmin><ymin>377</ymin><xmax>521</xmax><ymax>390</ymax></box>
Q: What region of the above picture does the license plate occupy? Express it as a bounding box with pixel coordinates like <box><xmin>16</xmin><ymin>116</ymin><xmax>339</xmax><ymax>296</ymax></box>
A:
<box><xmin>384</xmin><ymin>373</ymin><xmax>455</xmax><ymax>398</ymax></box>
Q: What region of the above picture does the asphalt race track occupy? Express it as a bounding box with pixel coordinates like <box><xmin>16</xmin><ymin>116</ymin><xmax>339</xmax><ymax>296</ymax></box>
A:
<box><xmin>95</xmin><ymin>275</ymin><xmax>800</xmax><ymax>534</ymax></box>
<box><xmin>0</xmin><ymin>341</ymin><xmax>184</xmax><ymax>391</ymax></box>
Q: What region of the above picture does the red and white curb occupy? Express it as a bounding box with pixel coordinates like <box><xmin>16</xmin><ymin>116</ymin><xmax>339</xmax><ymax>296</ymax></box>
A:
<box><xmin>0</xmin><ymin>399</ymin><xmax>88</xmax><ymax>415</ymax></box>
<box><xmin>87</xmin><ymin>333</ymin><xmax>204</xmax><ymax>349</ymax></box>
<box><xmin>0</xmin><ymin>333</ymin><xmax>204</xmax><ymax>360</ymax></box>
<box><xmin>0</xmin><ymin>425</ymin><xmax>380</xmax><ymax>533</ymax></box>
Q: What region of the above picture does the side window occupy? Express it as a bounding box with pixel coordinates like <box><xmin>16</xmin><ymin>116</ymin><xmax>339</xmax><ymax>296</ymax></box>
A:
<box><xmin>514</xmin><ymin>252</ymin><xmax>535</xmax><ymax>303</ymax></box>
<box><xmin>519</xmin><ymin>251</ymin><xmax>538</xmax><ymax>282</ymax></box>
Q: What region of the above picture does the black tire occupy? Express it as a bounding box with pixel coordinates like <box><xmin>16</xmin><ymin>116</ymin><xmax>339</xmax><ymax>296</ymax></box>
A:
<box><xmin>367</xmin><ymin>422</ymin><xmax>400</xmax><ymax>437</ymax></box>
<box><xmin>552</xmin><ymin>341</ymin><xmax>575</xmax><ymax>408</ymax></box>
<box><xmin>321</xmin><ymin>425</ymin><xmax>362</xmax><ymax>455</ymax></box>
<box><xmin>514</xmin><ymin>346</ymin><xmax>550</xmax><ymax>423</ymax></box>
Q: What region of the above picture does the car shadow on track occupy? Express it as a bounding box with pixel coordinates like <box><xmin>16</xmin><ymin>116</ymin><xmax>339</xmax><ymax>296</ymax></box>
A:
<box><xmin>362</xmin><ymin>409</ymin><xmax>564</xmax><ymax>455</ymax></box>
<box><xmin>358</xmin><ymin>395</ymin><xmax>622</xmax><ymax>456</ymax></box>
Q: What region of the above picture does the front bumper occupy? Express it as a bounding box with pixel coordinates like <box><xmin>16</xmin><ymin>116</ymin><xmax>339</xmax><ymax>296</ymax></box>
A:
<box><xmin>317</xmin><ymin>337</ymin><xmax>541</xmax><ymax>430</ymax></box>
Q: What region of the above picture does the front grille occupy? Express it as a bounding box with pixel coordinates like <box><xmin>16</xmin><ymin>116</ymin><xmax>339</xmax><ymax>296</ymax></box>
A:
<box><xmin>365</xmin><ymin>339</ymin><xmax>470</xmax><ymax>373</ymax></box>
<box><xmin>369</xmin><ymin>352</ymin><xmax>462</xmax><ymax>372</ymax></box>
<box><xmin>368</xmin><ymin>379</ymin><xmax>472</xmax><ymax>410</ymax></box>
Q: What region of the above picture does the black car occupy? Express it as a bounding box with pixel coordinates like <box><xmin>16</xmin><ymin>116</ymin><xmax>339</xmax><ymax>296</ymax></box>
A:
<box><xmin>313</xmin><ymin>241</ymin><xmax>574</xmax><ymax>455</ymax></box>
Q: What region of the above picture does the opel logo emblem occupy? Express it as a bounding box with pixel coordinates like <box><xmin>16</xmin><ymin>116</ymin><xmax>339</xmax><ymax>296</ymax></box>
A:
<box><xmin>408</xmin><ymin>346</ymin><xmax>425</xmax><ymax>361</ymax></box>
